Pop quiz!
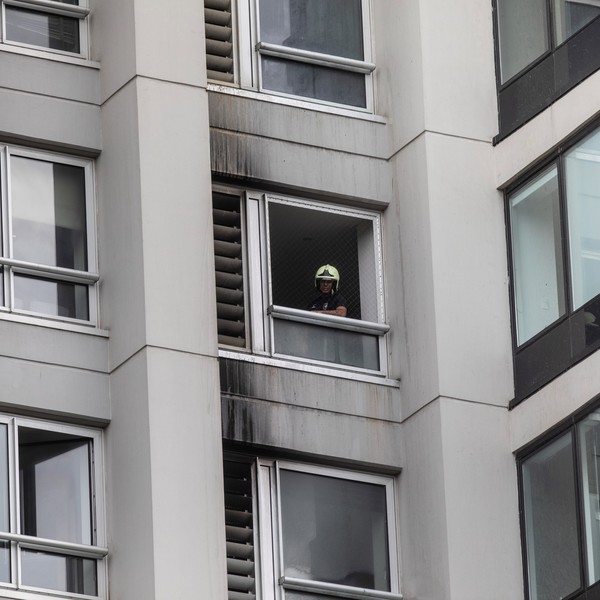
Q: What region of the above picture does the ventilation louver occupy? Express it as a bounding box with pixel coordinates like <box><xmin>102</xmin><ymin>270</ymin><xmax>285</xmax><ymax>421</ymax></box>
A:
<box><xmin>224</xmin><ymin>459</ymin><xmax>256</xmax><ymax>600</ymax></box>
<box><xmin>205</xmin><ymin>0</ymin><xmax>234</xmax><ymax>83</ymax></box>
<box><xmin>213</xmin><ymin>192</ymin><xmax>245</xmax><ymax>347</ymax></box>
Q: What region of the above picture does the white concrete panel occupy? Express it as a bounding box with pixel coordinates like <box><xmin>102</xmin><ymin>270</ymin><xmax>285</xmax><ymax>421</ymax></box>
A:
<box><xmin>419</xmin><ymin>0</ymin><xmax>497</xmax><ymax>141</ymax></box>
<box><xmin>494</xmin><ymin>70</ymin><xmax>600</xmax><ymax>187</ymax></box>
<box><xmin>440</xmin><ymin>398</ymin><xmax>523</xmax><ymax>600</ymax></box>
<box><xmin>146</xmin><ymin>348</ymin><xmax>227</xmax><ymax>600</ymax></box>
<box><xmin>372</xmin><ymin>0</ymin><xmax>426</xmax><ymax>152</ymax></box>
<box><xmin>0</xmin><ymin>51</ymin><xmax>100</xmax><ymax>104</ymax></box>
<box><xmin>426</xmin><ymin>133</ymin><xmax>514</xmax><ymax>404</ymax></box>
<box><xmin>97</xmin><ymin>81</ymin><xmax>147</xmax><ymax>370</ymax></box>
<box><xmin>510</xmin><ymin>350</ymin><xmax>600</xmax><ymax>451</ymax></box>
<box><xmin>219</xmin><ymin>359</ymin><xmax>402</xmax><ymax>422</ymax></box>
<box><xmin>390</xmin><ymin>137</ymin><xmax>440</xmax><ymax>413</ymax></box>
<box><xmin>134</xmin><ymin>0</ymin><xmax>206</xmax><ymax>88</ymax></box>
<box><xmin>91</xmin><ymin>0</ymin><xmax>137</xmax><ymax>103</ymax></box>
<box><xmin>399</xmin><ymin>400</ymin><xmax>451</xmax><ymax>600</ymax></box>
<box><xmin>222</xmin><ymin>395</ymin><xmax>403</xmax><ymax>468</ymax></box>
<box><xmin>0</xmin><ymin>319</ymin><xmax>108</xmax><ymax>372</ymax></box>
<box><xmin>210</xmin><ymin>128</ymin><xmax>392</xmax><ymax>205</ymax></box>
<box><xmin>208</xmin><ymin>91</ymin><xmax>390</xmax><ymax>159</ymax></box>
<box><xmin>136</xmin><ymin>77</ymin><xmax>217</xmax><ymax>356</ymax></box>
<box><xmin>0</xmin><ymin>355</ymin><xmax>109</xmax><ymax>422</ymax></box>
<box><xmin>0</xmin><ymin>87</ymin><xmax>101</xmax><ymax>153</ymax></box>
<box><xmin>105</xmin><ymin>350</ymin><xmax>155</xmax><ymax>600</ymax></box>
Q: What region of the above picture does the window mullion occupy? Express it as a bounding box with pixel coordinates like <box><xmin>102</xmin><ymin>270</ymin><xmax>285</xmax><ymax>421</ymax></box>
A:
<box><xmin>557</xmin><ymin>155</ymin><xmax>574</xmax><ymax>315</ymax></box>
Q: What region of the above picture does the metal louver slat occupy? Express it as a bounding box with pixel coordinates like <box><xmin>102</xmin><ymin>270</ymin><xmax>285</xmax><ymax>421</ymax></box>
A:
<box><xmin>213</xmin><ymin>192</ymin><xmax>245</xmax><ymax>347</ymax></box>
<box><xmin>224</xmin><ymin>460</ymin><xmax>255</xmax><ymax>600</ymax></box>
<box><xmin>205</xmin><ymin>0</ymin><xmax>234</xmax><ymax>83</ymax></box>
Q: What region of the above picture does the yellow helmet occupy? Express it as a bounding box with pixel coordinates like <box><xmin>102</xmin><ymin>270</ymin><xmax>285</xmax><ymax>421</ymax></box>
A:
<box><xmin>315</xmin><ymin>264</ymin><xmax>340</xmax><ymax>292</ymax></box>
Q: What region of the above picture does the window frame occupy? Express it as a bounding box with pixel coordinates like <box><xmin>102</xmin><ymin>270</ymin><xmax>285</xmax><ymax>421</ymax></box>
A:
<box><xmin>239</xmin><ymin>457</ymin><xmax>401</xmax><ymax>600</ymax></box>
<box><xmin>1</xmin><ymin>0</ymin><xmax>89</xmax><ymax>59</ymax></box>
<box><xmin>505</xmin><ymin>122</ymin><xmax>600</xmax><ymax>405</ymax></box>
<box><xmin>0</xmin><ymin>145</ymin><xmax>99</xmax><ymax>327</ymax></box>
<box><xmin>517</xmin><ymin>398</ymin><xmax>600</xmax><ymax>600</ymax></box>
<box><xmin>220</xmin><ymin>0</ymin><xmax>376</xmax><ymax>113</ymax></box>
<box><xmin>213</xmin><ymin>184</ymin><xmax>390</xmax><ymax>377</ymax></box>
<box><xmin>0</xmin><ymin>415</ymin><xmax>107</xmax><ymax>600</ymax></box>
<box><xmin>492</xmin><ymin>0</ymin><xmax>600</xmax><ymax>141</ymax></box>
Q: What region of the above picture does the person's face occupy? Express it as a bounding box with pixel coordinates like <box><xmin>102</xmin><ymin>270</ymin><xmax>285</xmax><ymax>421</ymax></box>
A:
<box><xmin>319</xmin><ymin>279</ymin><xmax>333</xmax><ymax>294</ymax></box>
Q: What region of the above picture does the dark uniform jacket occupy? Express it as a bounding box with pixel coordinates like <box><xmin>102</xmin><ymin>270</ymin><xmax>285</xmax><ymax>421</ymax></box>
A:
<box><xmin>308</xmin><ymin>292</ymin><xmax>347</xmax><ymax>312</ymax></box>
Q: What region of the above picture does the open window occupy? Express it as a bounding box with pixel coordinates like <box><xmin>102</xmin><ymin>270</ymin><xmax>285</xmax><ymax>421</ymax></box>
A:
<box><xmin>213</xmin><ymin>186</ymin><xmax>389</xmax><ymax>375</ymax></box>
<box><xmin>224</xmin><ymin>456</ymin><xmax>401</xmax><ymax>600</ymax></box>
<box><xmin>204</xmin><ymin>0</ymin><xmax>375</xmax><ymax>112</ymax></box>
<box><xmin>0</xmin><ymin>416</ymin><xmax>106</xmax><ymax>599</ymax></box>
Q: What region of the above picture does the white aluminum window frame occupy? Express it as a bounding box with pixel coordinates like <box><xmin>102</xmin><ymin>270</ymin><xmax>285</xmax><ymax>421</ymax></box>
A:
<box><xmin>0</xmin><ymin>145</ymin><xmax>99</xmax><ymax>327</ymax></box>
<box><xmin>233</xmin><ymin>0</ymin><xmax>375</xmax><ymax>113</ymax></box>
<box><xmin>1</xmin><ymin>0</ymin><xmax>89</xmax><ymax>59</ymax></box>
<box><xmin>215</xmin><ymin>184</ymin><xmax>389</xmax><ymax>376</ymax></box>
<box><xmin>0</xmin><ymin>415</ymin><xmax>107</xmax><ymax>600</ymax></box>
<box><xmin>256</xmin><ymin>459</ymin><xmax>401</xmax><ymax>600</ymax></box>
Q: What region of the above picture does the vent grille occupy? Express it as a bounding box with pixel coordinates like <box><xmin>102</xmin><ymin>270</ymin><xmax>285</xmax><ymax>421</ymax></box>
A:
<box><xmin>224</xmin><ymin>459</ymin><xmax>256</xmax><ymax>600</ymax></box>
<box><xmin>213</xmin><ymin>192</ymin><xmax>246</xmax><ymax>348</ymax></box>
<box><xmin>205</xmin><ymin>0</ymin><xmax>234</xmax><ymax>83</ymax></box>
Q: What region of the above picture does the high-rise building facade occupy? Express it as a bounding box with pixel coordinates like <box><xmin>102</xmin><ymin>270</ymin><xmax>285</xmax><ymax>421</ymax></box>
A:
<box><xmin>0</xmin><ymin>1</ymin><xmax>599</xmax><ymax>599</ymax></box>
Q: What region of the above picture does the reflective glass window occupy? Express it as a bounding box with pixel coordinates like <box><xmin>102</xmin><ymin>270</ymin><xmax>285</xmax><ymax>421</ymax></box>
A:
<box><xmin>565</xmin><ymin>129</ymin><xmax>600</xmax><ymax>311</ymax></box>
<box><xmin>279</xmin><ymin>469</ymin><xmax>390</xmax><ymax>591</ymax></box>
<box><xmin>510</xmin><ymin>165</ymin><xmax>566</xmax><ymax>345</ymax></box>
<box><xmin>522</xmin><ymin>433</ymin><xmax>581</xmax><ymax>600</ymax></box>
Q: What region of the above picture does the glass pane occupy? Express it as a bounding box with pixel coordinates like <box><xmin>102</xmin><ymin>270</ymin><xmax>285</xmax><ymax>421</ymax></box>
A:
<box><xmin>565</xmin><ymin>128</ymin><xmax>600</xmax><ymax>311</ymax></box>
<box><xmin>579</xmin><ymin>411</ymin><xmax>600</xmax><ymax>585</ymax></box>
<box><xmin>19</xmin><ymin>427</ymin><xmax>93</xmax><ymax>545</ymax></box>
<box><xmin>497</xmin><ymin>0</ymin><xmax>549</xmax><ymax>82</ymax></box>
<box><xmin>522</xmin><ymin>432</ymin><xmax>581</xmax><ymax>600</ymax></box>
<box><xmin>261</xmin><ymin>57</ymin><xmax>366</xmax><ymax>108</ymax></box>
<box><xmin>11</xmin><ymin>156</ymin><xmax>87</xmax><ymax>270</ymax></box>
<box><xmin>5</xmin><ymin>7</ymin><xmax>80</xmax><ymax>54</ymax></box>
<box><xmin>273</xmin><ymin>319</ymin><xmax>379</xmax><ymax>370</ymax></box>
<box><xmin>285</xmin><ymin>593</ymin><xmax>337</xmax><ymax>600</ymax></box>
<box><xmin>510</xmin><ymin>165</ymin><xmax>565</xmax><ymax>345</ymax></box>
<box><xmin>279</xmin><ymin>469</ymin><xmax>390</xmax><ymax>591</ymax></box>
<box><xmin>14</xmin><ymin>275</ymin><xmax>89</xmax><ymax>321</ymax></box>
<box><xmin>259</xmin><ymin>0</ymin><xmax>363</xmax><ymax>60</ymax></box>
<box><xmin>21</xmin><ymin>550</ymin><xmax>97</xmax><ymax>596</ymax></box>
<box><xmin>268</xmin><ymin>203</ymin><xmax>378</xmax><ymax>321</ymax></box>
<box><xmin>0</xmin><ymin>425</ymin><xmax>9</xmax><ymax>584</ymax></box>
<box><xmin>554</xmin><ymin>0</ymin><xmax>600</xmax><ymax>44</ymax></box>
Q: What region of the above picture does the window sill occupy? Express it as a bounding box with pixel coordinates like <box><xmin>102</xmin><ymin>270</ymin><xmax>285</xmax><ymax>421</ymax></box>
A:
<box><xmin>218</xmin><ymin>348</ymin><xmax>400</xmax><ymax>387</ymax></box>
<box><xmin>0</xmin><ymin>42</ymin><xmax>99</xmax><ymax>68</ymax></box>
<box><xmin>0</xmin><ymin>311</ymin><xmax>108</xmax><ymax>337</ymax></box>
<box><xmin>207</xmin><ymin>83</ymin><xmax>387</xmax><ymax>124</ymax></box>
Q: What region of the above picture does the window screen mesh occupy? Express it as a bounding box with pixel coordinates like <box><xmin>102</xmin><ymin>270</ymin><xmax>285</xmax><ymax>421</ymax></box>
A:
<box><xmin>224</xmin><ymin>459</ymin><xmax>256</xmax><ymax>600</ymax></box>
<box><xmin>268</xmin><ymin>202</ymin><xmax>379</xmax><ymax>321</ymax></box>
<box><xmin>205</xmin><ymin>0</ymin><xmax>234</xmax><ymax>83</ymax></box>
<box><xmin>213</xmin><ymin>192</ymin><xmax>245</xmax><ymax>347</ymax></box>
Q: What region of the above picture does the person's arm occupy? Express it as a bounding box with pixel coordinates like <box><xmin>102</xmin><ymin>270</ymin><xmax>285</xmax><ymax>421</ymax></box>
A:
<box><xmin>315</xmin><ymin>305</ymin><xmax>347</xmax><ymax>317</ymax></box>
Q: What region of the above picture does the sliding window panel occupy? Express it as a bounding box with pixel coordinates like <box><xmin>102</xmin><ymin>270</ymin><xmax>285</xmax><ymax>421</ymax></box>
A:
<box><xmin>510</xmin><ymin>165</ymin><xmax>566</xmax><ymax>345</ymax></box>
<box><xmin>565</xmin><ymin>128</ymin><xmax>600</xmax><ymax>311</ymax></box>
<box><xmin>522</xmin><ymin>433</ymin><xmax>581</xmax><ymax>600</ymax></box>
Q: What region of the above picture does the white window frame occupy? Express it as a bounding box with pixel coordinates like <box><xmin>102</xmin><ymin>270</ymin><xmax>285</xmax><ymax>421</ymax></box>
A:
<box><xmin>232</xmin><ymin>0</ymin><xmax>375</xmax><ymax>113</ymax></box>
<box><xmin>0</xmin><ymin>145</ymin><xmax>99</xmax><ymax>327</ymax></box>
<box><xmin>214</xmin><ymin>184</ymin><xmax>389</xmax><ymax>376</ymax></box>
<box><xmin>255</xmin><ymin>459</ymin><xmax>401</xmax><ymax>600</ymax></box>
<box><xmin>1</xmin><ymin>0</ymin><xmax>89</xmax><ymax>58</ymax></box>
<box><xmin>0</xmin><ymin>415</ymin><xmax>107</xmax><ymax>600</ymax></box>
